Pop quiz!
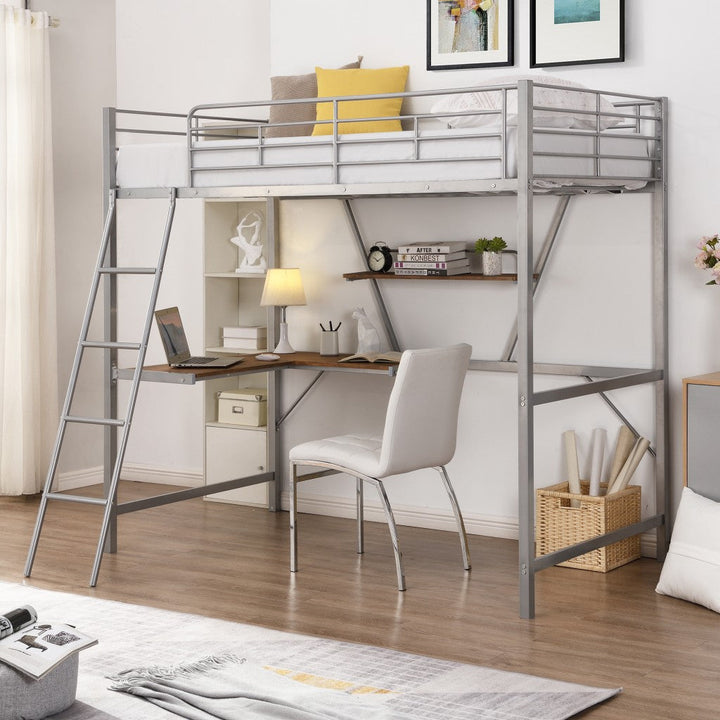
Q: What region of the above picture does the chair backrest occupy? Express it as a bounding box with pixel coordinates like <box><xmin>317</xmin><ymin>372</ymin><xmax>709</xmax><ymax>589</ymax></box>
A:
<box><xmin>376</xmin><ymin>343</ymin><xmax>472</xmax><ymax>478</ymax></box>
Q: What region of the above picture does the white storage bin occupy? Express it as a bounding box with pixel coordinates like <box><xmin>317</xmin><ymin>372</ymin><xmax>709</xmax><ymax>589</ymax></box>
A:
<box><xmin>217</xmin><ymin>388</ymin><xmax>267</xmax><ymax>426</ymax></box>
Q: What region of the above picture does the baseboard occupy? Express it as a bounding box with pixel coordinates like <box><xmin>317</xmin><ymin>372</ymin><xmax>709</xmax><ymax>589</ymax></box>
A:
<box><xmin>56</xmin><ymin>466</ymin><xmax>104</xmax><ymax>491</ymax></box>
<box><xmin>55</xmin><ymin>466</ymin><xmax>658</xmax><ymax>556</ymax></box>
<box><xmin>56</xmin><ymin>464</ymin><xmax>203</xmax><ymax>492</ymax></box>
<box><xmin>285</xmin><ymin>490</ymin><xmax>519</xmax><ymax>539</ymax></box>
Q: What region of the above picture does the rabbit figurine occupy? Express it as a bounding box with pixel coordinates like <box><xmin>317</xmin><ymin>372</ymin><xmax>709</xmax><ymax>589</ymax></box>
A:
<box><xmin>352</xmin><ymin>307</ymin><xmax>381</xmax><ymax>354</ymax></box>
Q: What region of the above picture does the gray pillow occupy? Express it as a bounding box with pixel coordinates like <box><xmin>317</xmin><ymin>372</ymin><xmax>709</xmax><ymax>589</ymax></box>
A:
<box><xmin>266</xmin><ymin>57</ymin><xmax>362</xmax><ymax>138</ymax></box>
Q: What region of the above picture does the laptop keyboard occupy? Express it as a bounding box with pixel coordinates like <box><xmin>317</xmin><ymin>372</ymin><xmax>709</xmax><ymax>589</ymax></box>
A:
<box><xmin>185</xmin><ymin>356</ymin><xmax>215</xmax><ymax>364</ymax></box>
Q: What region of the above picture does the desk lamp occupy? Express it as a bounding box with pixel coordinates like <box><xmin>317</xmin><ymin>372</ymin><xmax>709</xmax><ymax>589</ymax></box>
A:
<box><xmin>260</xmin><ymin>268</ymin><xmax>307</xmax><ymax>354</ymax></box>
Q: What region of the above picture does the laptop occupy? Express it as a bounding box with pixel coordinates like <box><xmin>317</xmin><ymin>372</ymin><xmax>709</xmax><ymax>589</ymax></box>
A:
<box><xmin>154</xmin><ymin>306</ymin><xmax>244</xmax><ymax>368</ymax></box>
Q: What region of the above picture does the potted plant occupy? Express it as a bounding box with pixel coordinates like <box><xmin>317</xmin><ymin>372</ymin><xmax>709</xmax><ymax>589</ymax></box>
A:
<box><xmin>475</xmin><ymin>236</ymin><xmax>507</xmax><ymax>275</ymax></box>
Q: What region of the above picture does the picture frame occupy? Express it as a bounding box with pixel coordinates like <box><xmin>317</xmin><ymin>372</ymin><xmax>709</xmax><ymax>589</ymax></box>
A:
<box><xmin>530</xmin><ymin>0</ymin><xmax>624</xmax><ymax>68</ymax></box>
<box><xmin>427</xmin><ymin>0</ymin><xmax>514</xmax><ymax>71</ymax></box>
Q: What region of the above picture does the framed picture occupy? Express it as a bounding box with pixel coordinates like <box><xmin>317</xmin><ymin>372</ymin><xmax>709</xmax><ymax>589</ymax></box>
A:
<box><xmin>530</xmin><ymin>0</ymin><xmax>624</xmax><ymax>68</ymax></box>
<box><xmin>427</xmin><ymin>0</ymin><xmax>514</xmax><ymax>71</ymax></box>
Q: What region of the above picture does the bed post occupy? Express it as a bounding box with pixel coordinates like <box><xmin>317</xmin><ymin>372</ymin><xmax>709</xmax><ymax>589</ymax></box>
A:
<box><xmin>516</xmin><ymin>80</ymin><xmax>535</xmax><ymax>619</ymax></box>
<box><xmin>265</xmin><ymin>196</ymin><xmax>282</xmax><ymax>512</ymax></box>
<box><xmin>653</xmin><ymin>97</ymin><xmax>669</xmax><ymax>560</ymax></box>
<box><xmin>102</xmin><ymin>107</ymin><xmax>118</xmax><ymax>554</ymax></box>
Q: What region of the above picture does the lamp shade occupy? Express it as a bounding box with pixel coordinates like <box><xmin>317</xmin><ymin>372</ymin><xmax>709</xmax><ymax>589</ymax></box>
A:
<box><xmin>260</xmin><ymin>268</ymin><xmax>307</xmax><ymax>307</ymax></box>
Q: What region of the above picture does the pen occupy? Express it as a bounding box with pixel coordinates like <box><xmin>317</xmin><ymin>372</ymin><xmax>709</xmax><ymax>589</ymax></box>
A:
<box><xmin>335</xmin><ymin>322</ymin><xmax>341</xmax><ymax>331</ymax></box>
<box><xmin>329</xmin><ymin>321</ymin><xmax>333</xmax><ymax>331</ymax></box>
<box><xmin>320</xmin><ymin>323</ymin><xmax>326</xmax><ymax>332</ymax></box>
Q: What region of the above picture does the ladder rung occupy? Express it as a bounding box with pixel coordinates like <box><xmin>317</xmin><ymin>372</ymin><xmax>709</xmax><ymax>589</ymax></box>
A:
<box><xmin>45</xmin><ymin>493</ymin><xmax>108</xmax><ymax>506</ymax></box>
<box><xmin>99</xmin><ymin>267</ymin><xmax>157</xmax><ymax>275</ymax></box>
<box><xmin>81</xmin><ymin>341</ymin><xmax>142</xmax><ymax>350</ymax></box>
<box><xmin>63</xmin><ymin>415</ymin><xmax>125</xmax><ymax>427</ymax></box>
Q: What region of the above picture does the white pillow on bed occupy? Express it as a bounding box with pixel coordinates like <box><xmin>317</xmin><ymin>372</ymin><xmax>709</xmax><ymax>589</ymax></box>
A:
<box><xmin>431</xmin><ymin>75</ymin><xmax>620</xmax><ymax>131</ymax></box>
<box><xmin>655</xmin><ymin>487</ymin><xmax>720</xmax><ymax>614</ymax></box>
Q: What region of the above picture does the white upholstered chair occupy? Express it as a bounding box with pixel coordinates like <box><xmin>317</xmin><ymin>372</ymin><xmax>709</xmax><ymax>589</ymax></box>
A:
<box><xmin>289</xmin><ymin>343</ymin><xmax>472</xmax><ymax>590</ymax></box>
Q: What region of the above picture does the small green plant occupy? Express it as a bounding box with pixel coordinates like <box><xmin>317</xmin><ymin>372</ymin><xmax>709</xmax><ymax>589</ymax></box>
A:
<box><xmin>474</xmin><ymin>236</ymin><xmax>507</xmax><ymax>253</ymax></box>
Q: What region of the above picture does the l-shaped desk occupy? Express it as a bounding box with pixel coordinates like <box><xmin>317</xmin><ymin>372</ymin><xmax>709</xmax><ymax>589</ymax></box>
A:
<box><xmin>112</xmin><ymin>351</ymin><xmax>397</xmax><ymax>525</ymax></box>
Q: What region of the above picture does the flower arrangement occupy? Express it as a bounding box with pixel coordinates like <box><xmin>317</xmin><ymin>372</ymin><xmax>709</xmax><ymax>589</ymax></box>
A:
<box><xmin>695</xmin><ymin>235</ymin><xmax>720</xmax><ymax>284</ymax></box>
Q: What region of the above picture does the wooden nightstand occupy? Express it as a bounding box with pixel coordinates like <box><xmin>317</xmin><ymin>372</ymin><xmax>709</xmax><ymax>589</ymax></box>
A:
<box><xmin>683</xmin><ymin>372</ymin><xmax>720</xmax><ymax>501</ymax></box>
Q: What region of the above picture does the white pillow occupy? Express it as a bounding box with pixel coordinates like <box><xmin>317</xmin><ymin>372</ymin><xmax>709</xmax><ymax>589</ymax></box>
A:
<box><xmin>430</xmin><ymin>74</ymin><xmax>620</xmax><ymax>131</ymax></box>
<box><xmin>655</xmin><ymin>487</ymin><xmax>720</xmax><ymax>613</ymax></box>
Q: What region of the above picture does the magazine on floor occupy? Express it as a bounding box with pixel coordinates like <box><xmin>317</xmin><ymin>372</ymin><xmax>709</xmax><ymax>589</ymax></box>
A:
<box><xmin>0</xmin><ymin>605</ymin><xmax>97</xmax><ymax>679</ymax></box>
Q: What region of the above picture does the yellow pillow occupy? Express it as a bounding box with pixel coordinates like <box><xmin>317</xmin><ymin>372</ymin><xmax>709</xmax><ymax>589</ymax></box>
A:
<box><xmin>312</xmin><ymin>65</ymin><xmax>410</xmax><ymax>136</ymax></box>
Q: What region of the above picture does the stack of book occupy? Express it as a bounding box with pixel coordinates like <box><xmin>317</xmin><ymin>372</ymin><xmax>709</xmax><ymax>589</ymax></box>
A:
<box><xmin>392</xmin><ymin>242</ymin><xmax>470</xmax><ymax>276</ymax></box>
<box><xmin>222</xmin><ymin>325</ymin><xmax>267</xmax><ymax>352</ymax></box>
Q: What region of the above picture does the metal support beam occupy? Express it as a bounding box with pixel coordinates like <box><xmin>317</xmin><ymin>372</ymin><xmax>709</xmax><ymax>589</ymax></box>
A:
<box><xmin>503</xmin><ymin>195</ymin><xmax>571</xmax><ymax>361</ymax></box>
<box><xmin>343</xmin><ymin>200</ymin><xmax>401</xmax><ymax>351</ymax></box>
<box><xmin>516</xmin><ymin>80</ymin><xmax>536</xmax><ymax>619</ymax></box>
<box><xmin>102</xmin><ymin>108</ymin><xmax>119</xmax><ymax>554</ymax></box>
<box><xmin>653</xmin><ymin>97</ymin><xmax>670</xmax><ymax>560</ymax></box>
<box><xmin>534</xmin><ymin>514</ymin><xmax>663</xmax><ymax>571</ymax></box>
<box><xmin>533</xmin><ymin>370</ymin><xmax>663</xmax><ymax>406</ymax></box>
<box><xmin>117</xmin><ymin>471</ymin><xmax>275</xmax><ymax>514</ymax></box>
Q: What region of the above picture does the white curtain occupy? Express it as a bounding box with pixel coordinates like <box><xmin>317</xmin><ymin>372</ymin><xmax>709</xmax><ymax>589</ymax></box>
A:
<box><xmin>0</xmin><ymin>6</ymin><xmax>57</xmax><ymax>495</ymax></box>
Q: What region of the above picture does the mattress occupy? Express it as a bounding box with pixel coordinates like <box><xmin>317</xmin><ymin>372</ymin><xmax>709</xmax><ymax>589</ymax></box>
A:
<box><xmin>116</xmin><ymin>126</ymin><xmax>652</xmax><ymax>191</ymax></box>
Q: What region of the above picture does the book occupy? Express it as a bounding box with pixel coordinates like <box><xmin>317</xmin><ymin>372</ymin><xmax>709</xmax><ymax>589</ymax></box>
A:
<box><xmin>393</xmin><ymin>259</ymin><xmax>470</xmax><ymax>270</ymax></box>
<box><xmin>338</xmin><ymin>351</ymin><xmax>402</xmax><ymax>364</ymax></box>
<box><xmin>222</xmin><ymin>326</ymin><xmax>267</xmax><ymax>339</ymax></box>
<box><xmin>0</xmin><ymin>615</ymin><xmax>97</xmax><ymax>679</ymax></box>
<box><xmin>393</xmin><ymin>266</ymin><xmax>470</xmax><ymax>276</ymax></box>
<box><xmin>222</xmin><ymin>336</ymin><xmax>266</xmax><ymax>350</ymax></box>
<box><xmin>396</xmin><ymin>250</ymin><xmax>467</xmax><ymax>262</ymax></box>
<box><xmin>396</xmin><ymin>242</ymin><xmax>467</xmax><ymax>254</ymax></box>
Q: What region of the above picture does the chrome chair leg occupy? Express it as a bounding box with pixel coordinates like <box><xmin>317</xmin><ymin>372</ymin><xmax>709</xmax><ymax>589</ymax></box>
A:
<box><xmin>356</xmin><ymin>476</ymin><xmax>364</xmax><ymax>554</ymax></box>
<box><xmin>290</xmin><ymin>461</ymin><xmax>298</xmax><ymax>572</ymax></box>
<box><xmin>437</xmin><ymin>465</ymin><xmax>471</xmax><ymax>571</ymax></box>
<box><xmin>372</xmin><ymin>479</ymin><xmax>406</xmax><ymax>591</ymax></box>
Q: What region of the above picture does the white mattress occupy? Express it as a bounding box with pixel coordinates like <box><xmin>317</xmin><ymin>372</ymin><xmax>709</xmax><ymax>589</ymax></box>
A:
<box><xmin>116</xmin><ymin>126</ymin><xmax>652</xmax><ymax>191</ymax></box>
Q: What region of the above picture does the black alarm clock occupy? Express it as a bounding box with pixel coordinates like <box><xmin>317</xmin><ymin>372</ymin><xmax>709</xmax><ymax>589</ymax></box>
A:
<box><xmin>367</xmin><ymin>243</ymin><xmax>393</xmax><ymax>273</ymax></box>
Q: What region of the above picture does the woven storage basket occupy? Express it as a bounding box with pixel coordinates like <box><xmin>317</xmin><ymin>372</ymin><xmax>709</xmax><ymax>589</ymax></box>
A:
<box><xmin>536</xmin><ymin>481</ymin><xmax>641</xmax><ymax>572</ymax></box>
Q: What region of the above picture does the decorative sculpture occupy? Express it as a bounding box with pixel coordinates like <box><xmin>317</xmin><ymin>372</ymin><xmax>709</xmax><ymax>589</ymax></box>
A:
<box><xmin>229</xmin><ymin>210</ymin><xmax>266</xmax><ymax>273</ymax></box>
<box><xmin>352</xmin><ymin>307</ymin><xmax>381</xmax><ymax>354</ymax></box>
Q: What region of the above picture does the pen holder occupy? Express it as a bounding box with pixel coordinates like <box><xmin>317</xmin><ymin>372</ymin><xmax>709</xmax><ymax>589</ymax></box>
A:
<box><xmin>320</xmin><ymin>330</ymin><xmax>339</xmax><ymax>356</ymax></box>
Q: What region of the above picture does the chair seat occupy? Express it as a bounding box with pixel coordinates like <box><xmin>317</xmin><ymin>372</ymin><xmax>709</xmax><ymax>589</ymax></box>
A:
<box><xmin>290</xmin><ymin>433</ymin><xmax>382</xmax><ymax>478</ymax></box>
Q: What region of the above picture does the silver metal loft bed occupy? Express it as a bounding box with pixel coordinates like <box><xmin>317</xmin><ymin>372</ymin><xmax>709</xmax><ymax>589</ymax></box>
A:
<box><xmin>29</xmin><ymin>80</ymin><xmax>669</xmax><ymax>619</ymax></box>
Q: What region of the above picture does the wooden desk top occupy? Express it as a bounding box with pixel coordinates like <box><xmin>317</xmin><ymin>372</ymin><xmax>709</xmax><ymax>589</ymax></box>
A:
<box><xmin>131</xmin><ymin>351</ymin><xmax>399</xmax><ymax>384</ymax></box>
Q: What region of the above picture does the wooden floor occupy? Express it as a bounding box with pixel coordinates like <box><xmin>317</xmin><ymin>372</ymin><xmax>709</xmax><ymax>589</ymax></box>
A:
<box><xmin>1</xmin><ymin>481</ymin><xmax>718</xmax><ymax>719</ymax></box>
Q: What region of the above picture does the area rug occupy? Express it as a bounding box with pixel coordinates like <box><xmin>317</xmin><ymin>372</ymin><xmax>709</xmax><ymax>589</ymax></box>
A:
<box><xmin>0</xmin><ymin>581</ymin><xmax>619</xmax><ymax>720</ymax></box>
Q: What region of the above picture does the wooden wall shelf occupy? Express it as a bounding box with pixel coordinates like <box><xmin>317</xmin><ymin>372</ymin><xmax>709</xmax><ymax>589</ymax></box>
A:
<box><xmin>343</xmin><ymin>271</ymin><xmax>534</xmax><ymax>282</ymax></box>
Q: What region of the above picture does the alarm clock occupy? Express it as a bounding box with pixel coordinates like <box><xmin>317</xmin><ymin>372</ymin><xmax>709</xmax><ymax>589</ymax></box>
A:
<box><xmin>367</xmin><ymin>243</ymin><xmax>393</xmax><ymax>273</ymax></box>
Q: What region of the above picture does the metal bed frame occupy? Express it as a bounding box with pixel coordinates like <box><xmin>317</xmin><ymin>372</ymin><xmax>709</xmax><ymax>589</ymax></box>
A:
<box><xmin>26</xmin><ymin>80</ymin><xmax>668</xmax><ymax>619</ymax></box>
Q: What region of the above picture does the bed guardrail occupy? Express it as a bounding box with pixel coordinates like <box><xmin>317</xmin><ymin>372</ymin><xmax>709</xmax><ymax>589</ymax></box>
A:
<box><xmin>108</xmin><ymin>81</ymin><xmax>665</xmax><ymax>193</ymax></box>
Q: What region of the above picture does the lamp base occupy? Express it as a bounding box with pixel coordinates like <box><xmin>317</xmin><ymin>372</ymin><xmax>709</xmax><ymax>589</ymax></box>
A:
<box><xmin>273</xmin><ymin>321</ymin><xmax>296</xmax><ymax>354</ymax></box>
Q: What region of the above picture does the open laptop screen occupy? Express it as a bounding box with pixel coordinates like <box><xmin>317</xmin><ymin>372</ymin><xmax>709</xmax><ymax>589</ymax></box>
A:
<box><xmin>154</xmin><ymin>306</ymin><xmax>191</xmax><ymax>364</ymax></box>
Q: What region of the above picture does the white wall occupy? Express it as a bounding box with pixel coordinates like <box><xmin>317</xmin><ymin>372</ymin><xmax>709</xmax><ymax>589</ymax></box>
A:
<box><xmin>33</xmin><ymin>0</ymin><xmax>116</xmax><ymax>476</ymax></box>
<box><xmin>112</xmin><ymin>0</ymin><xmax>272</xmax><ymax>476</ymax></box>
<box><xmin>53</xmin><ymin>1</ymin><xmax>720</xmax><ymax>540</ymax></box>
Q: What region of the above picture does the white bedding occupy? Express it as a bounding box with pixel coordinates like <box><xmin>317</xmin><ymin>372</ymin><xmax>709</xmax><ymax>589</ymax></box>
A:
<box><xmin>116</xmin><ymin>126</ymin><xmax>652</xmax><ymax>191</ymax></box>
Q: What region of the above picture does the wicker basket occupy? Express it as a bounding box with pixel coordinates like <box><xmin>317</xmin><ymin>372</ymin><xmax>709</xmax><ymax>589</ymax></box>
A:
<box><xmin>536</xmin><ymin>481</ymin><xmax>641</xmax><ymax>572</ymax></box>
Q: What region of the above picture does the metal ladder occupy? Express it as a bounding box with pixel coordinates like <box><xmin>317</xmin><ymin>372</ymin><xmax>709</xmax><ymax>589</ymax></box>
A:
<box><xmin>24</xmin><ymin>188</ymin><xmax>177</xmax><ymax>586</ymax></box>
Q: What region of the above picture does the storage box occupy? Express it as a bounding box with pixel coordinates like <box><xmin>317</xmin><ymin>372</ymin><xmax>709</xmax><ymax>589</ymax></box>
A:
<box><xmin>536</xmin><ymin>481</ymin><xmax>641</xmax><ymax>572</ymax></box>
<box><xmin>217</xmin><ymin>388</ymin><xmax>267</xmax><ymax>426</ymax></box>
<box><xmin>222</xmin><ymin>325</ymin><xmax>267</xmax><ymax>339</ymax></box>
